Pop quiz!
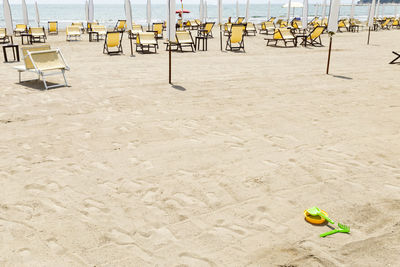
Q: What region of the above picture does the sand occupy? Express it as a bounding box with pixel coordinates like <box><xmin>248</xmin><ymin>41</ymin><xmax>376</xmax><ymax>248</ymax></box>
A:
<box><xmin>0</xmin><ymin>28</ymin><xmax>399</xmax><ymax>266</ymax></box>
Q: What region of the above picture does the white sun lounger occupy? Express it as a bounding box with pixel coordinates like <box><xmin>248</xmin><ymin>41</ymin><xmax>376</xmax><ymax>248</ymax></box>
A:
<box><xmin>14</xmin><ymin>45</ymin><xmax>70</xmax><ymax>90</ymax></box>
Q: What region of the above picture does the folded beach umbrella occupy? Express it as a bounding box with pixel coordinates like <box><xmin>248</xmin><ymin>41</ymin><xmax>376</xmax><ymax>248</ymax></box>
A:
<box><xmin>3</xmin><ymin>0</ymin><xmax>13</xmax><ymax>42</ymax></box>
<box><xmin>85</xmin><ymin>0</ymin><xmax>89</xmax><ymax>22</ymax></box>
<box><xmin>167</xmin><ymin>0</ymin><xmax>176</xmax><ymax>83</ymax></box>
<box><xmin>367</xmin><ymin>0</ymin><xmax>376</xmax><ymax>44</ymax></box>
<box><xmin>22</xmin><ymin>0</ymin><xmax>29</xmax><ymax>26</ymax></box>
<box><xmin>236</xmin><ymin>0</ymin><xmax>239</xmax><ymax>17</ymax></box>
<box><xmin>350</xmin><ymin>0</ymin><xmax>355</xmax><ymax>19</ymax></box>
<box><xmin>35</xmin><ymin>1</ymin><xmax>40</xmax><ymax>26</ymax></box>
<box><xmin>204</xmin><ymin>0</ymin><xmax>208</xmax><ymax>20</ymax></box>
<box><xmin>267</xmin><ymin>0</ymin><xmax>271</xmax><ymax>19</ymax></box>
<box><xmin>381</xmin><ymin>4</ymin><xmax>384</xmax><ymax>17</ymax></box>
<box><xmin>147</xmin><ymin>0</ymin><xmax>151</xmax><ymax>27</ymax></box>
<box><xmin>125</xmin><ymin>0</ymin><xmax>132</xmax><ymax>31</ymax></box>
<box><xmin>302</xmin><ymin>0</ymin><xmax>308</xmax><ymax>30</ymax></box>
<box><xmin>376</xmin><ymin>0</ymin><xmax>380</xmax><ymax>18</ymax></box>
<box><xmin>321</xmin><ymin>0</ymin><xmax>327</xmax><ymax>21</ymax></box>
<box><xmin>395</xmin><ymin>4</ymin><xmax>397</xmax><ymax>18</ymax></box>
<box><xmin>88</xmin><ymin>0</ymin><xmax>94</xmax><ymax>23</ymax></box>
<box><xmin>326</xmin><ymin>0</ymin><xmax>341</xmax><ymax>74</ymax></box>
<box><xmin>199</xmin><ymin>0</ymin><xmax>204</xmax><ymax>22</ymax></box>
<box><xmin>245</xmin><ymin>0</ymin><xmax>250</xmax><ymax>22</ymax></box>
<box><xmin>286</xmin><ymin>0</ymin><xmax>292</xmax><ymax>22</ymax></box>
<box><xmin>218</xmin><ymin>0</ymin><xmax>223</xmax><ymax>50</ymax></box>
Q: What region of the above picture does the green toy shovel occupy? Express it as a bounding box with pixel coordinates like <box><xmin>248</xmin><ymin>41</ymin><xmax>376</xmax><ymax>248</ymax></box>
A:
<box><xmin>307</xmin><ymin>206</ymin><xmax>335</xmax><ymax>224</ymax></box>
<box><xmin>320</xmin><ymin>223</ymin><xmax>350</xmax><ymax>237</ymax></box>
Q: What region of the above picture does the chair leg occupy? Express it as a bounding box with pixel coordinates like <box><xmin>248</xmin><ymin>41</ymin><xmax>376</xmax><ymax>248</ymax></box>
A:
<box><xmin>389</xmin><ymin>52</ymin><xmax>400</xmax><ymax>64</ymax></box>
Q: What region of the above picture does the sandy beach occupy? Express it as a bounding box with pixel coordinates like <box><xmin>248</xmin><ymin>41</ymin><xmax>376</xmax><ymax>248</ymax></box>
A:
<box><xmin>0</xmin><ymin>28</ymin><xmax>400</xmax><ymax>266</ymax></box>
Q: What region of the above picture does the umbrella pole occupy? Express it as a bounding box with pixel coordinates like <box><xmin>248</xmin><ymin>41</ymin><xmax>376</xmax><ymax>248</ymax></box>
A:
<box><xmin>220</xmin><ymin>24</ymin><xmax>223</xmax><ymax>51</ymax></box>
<box><xmin>169</xmin><ymin>42</ymin><xmax>172</xmax><ymax>84</ymax></box>
<box><xmin>326</xmin><ymin>35</ymin><xmax>332</xmax><ymax>75</ymax></box>
<box><xmin>367</xmin><ymin>27</ymin><xmax>371</xmax><ymax>45</ymax></box>
<box><xmin>130</xmin><ymin>36</ymin><xmax>134</xmax><ymax>57</ymax></box>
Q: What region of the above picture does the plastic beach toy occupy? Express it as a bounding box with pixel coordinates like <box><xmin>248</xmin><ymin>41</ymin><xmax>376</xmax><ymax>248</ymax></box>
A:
<box><xmin>320</xmin><ymin>223</ymin><xmax>350</xmax><ymax>237</ymax></box>
<box><xmin>307</xmin><ymin>206</ymin><xmax>335</xmax><ymax>224</ymax></box>
<box><xmin>304</xmin><ymin>209</ymin><xmax>329</xmax><ymax>225</ymax></box>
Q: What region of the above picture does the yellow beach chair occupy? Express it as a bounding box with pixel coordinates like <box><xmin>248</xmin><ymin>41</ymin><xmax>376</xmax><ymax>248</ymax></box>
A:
<box><xmin>175</xmin><ymin>31</ymin><xmax>195</xmax><ymax>52</ymax></box>
<box><xmin>0</xmin><ymin>28</ymin><xmax>10</xmax><ymax>44</ymax></box>
<box><xmin>245</xmin><ymin>22</ymin><xmax>257</xmax><ymax>36</ymax></box>
<box><xmin>152</xmin><ymin>23</ymin><xmax>164</xmax><ymax>39</ymax></box>
<box><xmin>305</xmin><ymin>26</ymin><xmax>325</xmax><ymax>46</ymax></box>
<box><xmin>103</xmin><ymin>31</ymin><xmax>123</xmax><ymax>55</ymax></box>
<box><xmin>129</xmin><ymin>24</ymin><xmax>143</xmax><ymax>39</ymax></box>
<box><xmin>198</xmin><ymin>22</ymin><xmax>215</xmax><ymax>38</ymax></box>
<box><xmin>136</xmin><ymin>32</ymin><xmax>158</xmax><ymax>53</ymax></box>
<box><xmin>226</xmin><ymin>24</ymin><xmax>245</xmax><ymax>52</ymax></box>
<box><xmin>338</xmin><ymin>19</ymin><xmax>349</xmax><ymax>32</ymax></box>
<box><xmin>14</xmin><ymin>24</ymin><xmax>27</xmax><ymax>36</ymax></box>
<box><xmin>265</xmin><ymin>28</ymin><xmax>296</xmax><ymax>47</ymax></box>
<box><xmin>29</xmin><ymin>27</ymin><xmax>47</xmax><ymax>43</ymax></box>
<box><xmin>259</xmin><ymin>21</ymin><xmax>275</xmax><ymax>35</ymax></box>
<box><xmin>14</xmin><ymin>45</ymin><xmax>70</xmax><ymax>90</ymax></box>
<box><xmin>48</xmin><ymin>21</ymin><xmax>58</xmax><ymax>35</ymax></box>
<box><xmin>114</xmin><ymin>20</ymin><xmax>127</xmax><ymax>32</ymax></box>
<box><xmin>87</xmin><ymin>21</ymin><xmax>98</xmax><ymax>32</ymax></box>
<box><xmin>66</xmin><ymin>26</ymin><xmax>82</xmax><ymax>41</ymax></box>
<box><xmin>72</xmin><ymin>22</ymin><xmax>85</xmax><ymax>33</ymax></box>
<box><xmin>236</xmin><ymin>17</ymin><xmax>245</xmax><ymax>24</ymax></box>
<box><xmin>92</xmin><ymin>25</ymin><xmax>107</xmax><ymax>39</ymax></box>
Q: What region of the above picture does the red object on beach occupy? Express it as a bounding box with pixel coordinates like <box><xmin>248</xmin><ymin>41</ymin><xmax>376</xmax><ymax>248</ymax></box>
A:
<box><xmin>176</xmin><ymin>9</ymin><xmax>190</xmax><ymax>14</ymax></box>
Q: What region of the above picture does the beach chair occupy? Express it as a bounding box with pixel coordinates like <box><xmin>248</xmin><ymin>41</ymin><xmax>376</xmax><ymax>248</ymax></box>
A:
<box><xmin>381</xmin><ymin>18</ymin><xmax>391</xmax><ymax>30</ymax></box>
<box><xmin>389</xmin><ymin>51</ymin><xmax>400</xmax><ymax>64</ymax></box>
<box><xmin>236</xmin><ymin>17</ymin><xmax>245</xmax><ymax>24</ymax></box>
<box><xmin>14</xmin><ymin>24</ymin><xmax>27</xmax><ymax>36</ymax></box>
<box><xmin>392</xmin><ymin>19</ymin><xmax>399</xmax><ymax>28</ymax></box>
<box><xmin>114</xmin><ymin>20</ymin><xmax>127</xmax><ymax>32</ymax></box>
<box><xmin>91</xmin><ymin>25</ymin><xmax>107</xmax><ymax>39</ymax></box>
<box><xmin>198</xmin><ymin>22</ymin><xmax>215</xmax><ymax>38</ymax></box>
<box><xmin>175</xmin><ymin>31</ymin><xmax>195</xmax><ymax>52</ymax></box>
<box><xmin>152</xmin><ymin>23</ymin><xmax>164</xmax><ymax>39</ymax></box>
<box><xmin>292</xmin><ymin>20</ymin><xmax>303</xmax><ymax>33</ymax></box>
<box><xmin>136</xmin><ymin>32</ymin><xmax>158</xmax><ymax>53</ymax></box>
<box><xmin>72</xmin><ymin>22</ymin><xmax>85</xmax><ymax>33</ymax></box>
<box><xmin>338</xmin><ymin>19</ymin><xmax>349</xmax><ymax>32</ymax></box>
<box><xmin>224</xmin><ymin>23</ymin><xmax>232</xmax><ymax>36</ymax></box>
<box><xmin>0</xmin><ymin>28</ymin><xmax>10</xmax><ymax>44</ymax></box>
<box><xmin>48</xmin><ymin>21</ymin><xmax>58</xmax><ymax>35</ymax></box>
<box><xmin>87</xmin><ymin>21</ymin><xmax>98</xmax><ymax>32</ymax></box>
<box><xmin>66</xmin><ymin>26</ymin><xmax>82</xmax><ymax>41</ymax></box>
<box><xmin>267</xmin><ymin>17</ymin><xmax>276</xmax><ymax>22</ymax></box>
<box><xmin>29</xmin><ymin>27</ymin><xmax>47</xmax><ymax>43</ymax></box>
<box><xmin>195</xmin><ymin>19</ymin><xmax>202</xmax><ymax>27</ymax></box>
<box><xmin>226</xmin><ymin>24</ymin><xmax>245</xmax><ymax>52</ymax></box>
<box><xmin>265</xmin><ymin>28</ymin><xmax>296</xmax><ymax>47</ymax></box>
<box><xmin>305</xmin><ymin>26</ymin><xmax>325</xmax><ymax>46</ymax></box>
<box><xmin>245</xmin><ymin>22</ymin><xmax>257</xmax><ymax>36</ymax></box>
<box><xmin>103</xmin><ymin>31</ymin><xmax>124</xmax><ymax>55</ymax></box>
<box><xmin>185</xmin><ymin>20</ymin><xmax>199</xmax><ymax>30</ymax></box>
<box><xmin>129</xmin><ymin>24</ymin><xmax>144</xmax><ymax>39</ymax></box>
<box><xmin>259</xmin><ymin>21</ymin><xmax>275</xmax><ymax>35</ymax></box>
<box><xmin>14</xmin><ymin>45</ymin><xmax>70</xmax><ymax>90</ymax></box>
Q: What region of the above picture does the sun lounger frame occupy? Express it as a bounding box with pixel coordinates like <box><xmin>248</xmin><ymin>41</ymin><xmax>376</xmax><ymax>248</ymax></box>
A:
<box><xmin>389</xmin><ymin>51</ymin><xmax>400</xmax><ymax>64</ymax></box>
<box><xmin>15</xmin><ymin>49</ymin><xmax>70</xmax><ymax>90</ymax></box>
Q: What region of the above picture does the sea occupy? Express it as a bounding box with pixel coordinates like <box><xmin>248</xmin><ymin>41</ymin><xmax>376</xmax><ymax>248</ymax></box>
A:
<box><xmin>0</xmin><ymin>3</ymin><xmax>398</xmax><ymax>29</ymax></box>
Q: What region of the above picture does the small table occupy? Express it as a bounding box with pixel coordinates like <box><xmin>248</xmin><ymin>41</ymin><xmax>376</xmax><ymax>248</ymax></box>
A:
<box><xmin>295</xmin><ymin>35</ymin><xmax>308</xmax><ymax>47</ymax></box>
<box><xmin>195</xmin><ymin>36</ymin><xmax>208</xmax><ymax>51</ymax></box>
<box><xmin>88</xmin><ymin>31</ymin><xmax>99</xmax><ymax>42</ymax></box>
<box><xmin>2</xmin><ymin>44</ymin><xmax>20</xmax><ymax>63</ymax></box>
<box><xmin>21</xmin><ymin>33</ymin><xmax>33</xmax><ymax>45</ymax></box>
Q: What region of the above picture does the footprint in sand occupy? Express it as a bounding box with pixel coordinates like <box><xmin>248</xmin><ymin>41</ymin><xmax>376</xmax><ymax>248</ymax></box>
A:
<box><xmin>178</xmin><ymin>252</ymin><xmax>216</xmax><ymax>267</ymax></box>
<box><xmin>46</xmin><ymin>238</ymin><xmax>66</xmax><ymax>255</ymax></box>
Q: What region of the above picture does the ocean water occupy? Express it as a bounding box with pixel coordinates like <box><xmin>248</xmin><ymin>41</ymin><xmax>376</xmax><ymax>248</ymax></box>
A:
<box><xmin>0</xmin><ymin>3</ymin><xmax>398</xmax><ymax>29</ymax></box>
